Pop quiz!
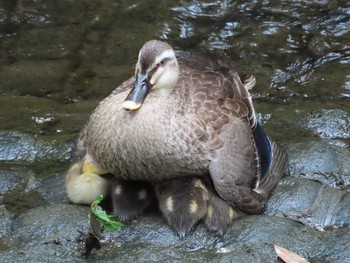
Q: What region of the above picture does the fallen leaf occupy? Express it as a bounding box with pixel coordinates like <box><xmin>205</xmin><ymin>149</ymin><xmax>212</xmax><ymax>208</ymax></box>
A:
<box><xmin>272</xmin><ymin>243</ymin><xmax>310</xmax><ymax>263</ymax></box>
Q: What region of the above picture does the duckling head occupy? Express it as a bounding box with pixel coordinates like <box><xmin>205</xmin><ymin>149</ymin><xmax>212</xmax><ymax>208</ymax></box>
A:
<box><xmin>122</xmin><ymin>40</ymin><xmax>179</xmax><ymax>110</ymax></box>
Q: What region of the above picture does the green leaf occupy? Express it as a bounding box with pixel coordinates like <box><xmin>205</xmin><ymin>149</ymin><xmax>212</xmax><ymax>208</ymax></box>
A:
<box><xmin>90</xmin><ymin>195</ymin><xmax>124</xmax><ymax>232</ymax></box>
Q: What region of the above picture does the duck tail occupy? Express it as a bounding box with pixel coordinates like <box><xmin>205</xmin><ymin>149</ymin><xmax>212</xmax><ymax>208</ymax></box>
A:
<box><xmin>254</xmin><ymin>139</ymin><xmax>288</xmax><ymax>198</ymax></box>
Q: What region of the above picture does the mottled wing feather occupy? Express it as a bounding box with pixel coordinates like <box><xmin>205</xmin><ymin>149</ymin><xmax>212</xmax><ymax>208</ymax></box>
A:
<box><xmin>239</xmin><ymin>73</ymin><xmax>256</xmax><ymax>90</ymax></box>
<box><xmin>178</xmin><ymin>55</ymin><xmax>262</xmax><ymax>212</ymax></box>
<box><xmin>179</xmin><ymin>58</ymin><xmax>256</xmax><ymax>128</ymax></box>
<box><xmin>208</xmin><ymin>118</ymin><xmax>262</xmax><ymax>213</ymax></box>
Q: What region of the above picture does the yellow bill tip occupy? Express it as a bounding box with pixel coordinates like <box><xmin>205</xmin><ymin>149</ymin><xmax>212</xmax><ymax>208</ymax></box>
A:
<box><xmin>122</xmin><ymin>100</ymin><xmax>142</xmax><ymax>111</ymax></box>
<box><xmin>82</xmin><ymin>159</ymin><xmax>108</xmax><ymax>175</ymax></box>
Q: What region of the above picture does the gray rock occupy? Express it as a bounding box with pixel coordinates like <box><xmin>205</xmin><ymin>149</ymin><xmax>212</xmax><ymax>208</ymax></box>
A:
<box><xmin>265</xmin><ymin>177</ymin><xmax>350</xmax><ymax>230</ymax></box>
<box><xmin>1</xmin><ymin>203</ymin><xmax>349</xmax><ymax>263</ymax></box>
<box><xmin>38</xmin><ymin>172</ymin><xmax>69</xmax><ymax>203</ymax></box>
<box><xmin>0</xmin><ymin>205</ymin><xmax>14</xmax><ymax>238</ymax></box>
<box><xmin>219</xmin><ymin>216</ymin><xmax>350</xmax><ymax>263</ymax></box>
<box><xmin>0</xmin><ymin>170</ymin><xmax>48</xmax><ymax>214</ymax></box>
<box><xmin>286</xmin><ymin>140</ymin><xmax>350</xmax><ymax>187</ymax></box>
<box><xmin>303</xmin><ymin>109</ymin><xmax>350</xmax><ymax>139</ymax></box>
<box><xmin>0</xmin><ymin>131</ymin><xmax>72</xmax><ymax>164</ymax></box>
<box><xmin>0</xmin><ymin>204</ymin><xmax>89</xmax><ymax>263</ymax></box>
<box><xmin>0</xmin><ymin>170</ymin><xmax>24</xmax><ymax>196</ymax></box>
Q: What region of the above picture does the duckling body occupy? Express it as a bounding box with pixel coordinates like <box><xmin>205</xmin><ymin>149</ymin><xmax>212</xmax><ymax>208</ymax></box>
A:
<box><xmin>65</xmin><ymin>154</ymin><xmax>110</xmax><ymax>205</ymax></box>
<box><xmin>68</xmin><ymin>40</ymin><xmax>287</xmax><ymax>235</ymax></box>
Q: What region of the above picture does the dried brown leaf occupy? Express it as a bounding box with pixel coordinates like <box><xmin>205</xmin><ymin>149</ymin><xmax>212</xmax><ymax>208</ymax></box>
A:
<box><xmin>272</xmin><ymin>243</ymin><xmax>310</xmax><ymax>263</ymax></box>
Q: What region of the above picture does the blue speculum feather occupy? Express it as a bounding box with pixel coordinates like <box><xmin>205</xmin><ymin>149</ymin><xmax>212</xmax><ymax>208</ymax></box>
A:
<box><xmin>252</xmin><ymin>122</ymin><xmax>272</xmax><ymax>179</ymax></box>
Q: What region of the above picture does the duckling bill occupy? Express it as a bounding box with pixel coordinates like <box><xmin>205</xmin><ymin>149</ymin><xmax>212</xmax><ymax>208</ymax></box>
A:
<box><xmin>66</xmin><ymin>40</ymin><xmax>287</xmax><ymax>236</ymax></box>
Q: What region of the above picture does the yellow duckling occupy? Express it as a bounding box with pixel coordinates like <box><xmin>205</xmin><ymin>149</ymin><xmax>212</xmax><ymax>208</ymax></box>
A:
<box><xmin>65</xmin><ymin>154</ymin><xmax>110</xmax><ymax>205</ymax></box>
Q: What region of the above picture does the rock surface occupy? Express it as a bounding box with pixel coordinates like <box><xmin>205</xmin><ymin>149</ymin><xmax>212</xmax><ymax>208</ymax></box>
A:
<box><xmin>1</xmin><ymin>140</ymin><xmax>350</xmax><ymax>263</ymax></box>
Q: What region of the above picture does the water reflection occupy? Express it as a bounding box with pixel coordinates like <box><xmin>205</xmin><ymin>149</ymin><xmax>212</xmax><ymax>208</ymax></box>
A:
<box><xmin>167</xmin><ymin>0</ymin><xmax>350</xmax><ymax>103</ymax></box>
<box><xmin>0</xmin><ymin>0</ymin><xmax>349</xmax><ymax>140</ymax></box>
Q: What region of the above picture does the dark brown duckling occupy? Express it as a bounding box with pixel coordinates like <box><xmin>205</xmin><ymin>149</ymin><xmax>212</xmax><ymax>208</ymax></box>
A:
<box><xmin>111</xmin><ymin>179</ymin><xmax>156</xmax><ymax>221</ymax></box>
<box><xmin>155</xmin><ymin>177</ymin><xmax>209</xmax><ymax>237</ymax></box>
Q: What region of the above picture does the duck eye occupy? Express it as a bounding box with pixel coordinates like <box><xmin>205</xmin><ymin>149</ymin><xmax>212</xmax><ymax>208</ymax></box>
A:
<box><xmin>157</xmin><ymin>59</ymin><xmax>166</xmax><ymax>67</ymax></box>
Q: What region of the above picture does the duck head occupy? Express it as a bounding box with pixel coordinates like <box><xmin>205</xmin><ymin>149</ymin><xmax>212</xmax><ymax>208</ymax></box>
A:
<box><xmin>122</xmin><ymin>40</ymin><xmax>179</xmax><ymax>110</ymax></box>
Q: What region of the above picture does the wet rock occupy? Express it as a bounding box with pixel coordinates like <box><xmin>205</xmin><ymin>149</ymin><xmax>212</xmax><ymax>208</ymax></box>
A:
<box><xmin>0</xmin><ymin>205</ymin><xmax>14</xmax><ymax>238</ymax></box>
<box><xmin>103</xmin><ymin>216</ymin><xmax>350</xmax><ymax>262</ymax></box>
<box><xmin>0</xmin><ymin>170</ymin><xmax>24</xmax><ymax>196</ymax></box>
<box><xmin>0</xmin><ymin>171</ymin><xmax>59</xmax><ymax>214</ymax></box>
<box><xmin>265</xmin><ymin>177</ymin><xmax>350</xmax><ymax>230</ymax></box>
<box><xmin>2</xmin><ymin>188</ymin><xmax>47</xmax><ymax>214</ymax></box>
<box><xmin>95</xmin><ymin>215</ymin><xmax>219</xmax><ymax>262</ymax></box>
<box><xmin>0</xmin><ymin>204</ymin><xmax>89</xmax><ymax>263</ymax></box>
<box><xmin>303</xmin><ymin>109</ymin><xmax>350</xmax><ymax>139</ymax></box>
<box><xmin>38</xmin><ymin>172</ymin><xmax>69</xmax><ymax>203</ymax></box>
<box><xmin>0</xmin><ymin>131</ymin><xmax>72</xmax><ymax>164</ymax></box>
<box><xmin>255</xmin><ymin>101</ymin><xmax>350</xmax><ymax>144</ymax></box>
<box><xmin>21</xmin><ymin>196</ymin><xmax>350</xmax><ymax>262</ymax></box>
<box><xmin>219</xmin><ymin>216</ymin><xmax>350</xmax><ymax>263</ymax></box>
<box><xmin>286</xmin><ymin>140</ymin><xmax>350</xmax><ymax>187</ymax></box>
<box><xmin>265</xmin><ymin>177</ymin><xmax>321</xmax><ymax>219</ymax></box>
<box><xmin>24</xmin><ymin>176</ymin><xmax>41</xmax><ymax>192</ymax></box>
<box><xmin>2</xmin><ymin>206</ymin><xmax>349</xmax><ymax>263</ymax></box>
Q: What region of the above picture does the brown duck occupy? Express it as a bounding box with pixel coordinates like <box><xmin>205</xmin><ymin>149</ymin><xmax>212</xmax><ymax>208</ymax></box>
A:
<box><xmin>66</xmin><ymin>40</ymin><xmax>287</xmax><ymax>236</ymax></box>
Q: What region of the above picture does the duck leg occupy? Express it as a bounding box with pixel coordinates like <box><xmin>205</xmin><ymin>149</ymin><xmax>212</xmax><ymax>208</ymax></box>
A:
<box><xmin>154</xmin><ymin>177</ymin><xmax>208</xmax><ymax>237</ymax></box>
<box><xmin>111</xmin><ymin>179</ymin><xmax>156</xmax><ymax>221</ymax></box>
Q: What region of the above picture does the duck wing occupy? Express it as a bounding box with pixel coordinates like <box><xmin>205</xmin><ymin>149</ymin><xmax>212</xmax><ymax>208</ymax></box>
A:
<box><xmin>179</xmin><ymin>53</ymin><xmax>257</xmax><ymax>128</ymax></box>
<box><xmin>178</xmin><ymin>54</ymin><xmax>285</xmax><ymax>214</ymax></box>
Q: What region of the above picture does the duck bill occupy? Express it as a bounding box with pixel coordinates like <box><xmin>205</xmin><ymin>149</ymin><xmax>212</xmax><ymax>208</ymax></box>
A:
<box><xmin>122</xmin><ymin>73</ymin><xmax>152</xmax><ymax>111</ymax></box>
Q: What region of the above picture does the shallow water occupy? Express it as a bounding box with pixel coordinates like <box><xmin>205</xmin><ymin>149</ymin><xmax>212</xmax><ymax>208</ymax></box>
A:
<box><xmin>1</xmin><ymin>1</ymin><xmax>349</xmax><ymax>144</ymax></box>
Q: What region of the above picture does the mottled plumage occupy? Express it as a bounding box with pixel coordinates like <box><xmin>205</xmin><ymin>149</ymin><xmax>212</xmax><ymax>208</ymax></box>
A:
<box><xmin>66</xmin><ymin>40</ymin><xmax>287</xmax><ymax>235</ymax></box>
